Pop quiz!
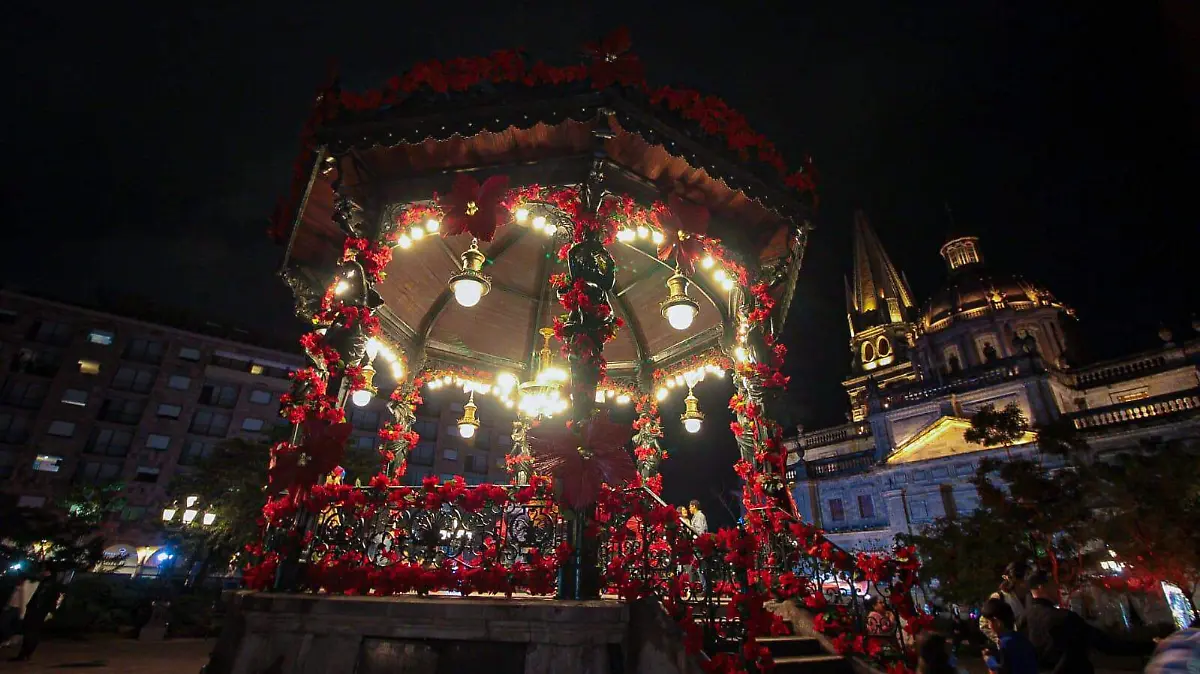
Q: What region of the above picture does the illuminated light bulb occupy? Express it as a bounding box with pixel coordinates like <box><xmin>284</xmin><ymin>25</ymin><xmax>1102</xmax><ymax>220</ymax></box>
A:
<box><xmin>595</xmin><ymin>390</ymin><xmax>606</xmax><ymax>403</ymax></box>
<box><xmin>514</xmin><ymin>207</ymin><xmax>530</xmax><ymax>223</ymax></box>
<box><xmin>425</xmin><ymin>218</ymin><xmax>440</xmax><ymax>233</ymax></box>
<box><xmin>661</xmin><ymin>271</ymin><xmax>700</xmax><ymax>331</ymax></box>
<box><xmin>675</xmin><ymin>375</ymin><xmax>684</xmax><ymax>386</ymax></box>
<box><xmin>397</xmin><ymin>234</ymin><xmax>412</xmax><ymax>249</ymax></box>
<box><xmin>666</xmin><ymin>379</ymin><xmax>676</xmax><ymax>389</ymax></box>
<box><xmin>714</xmin><ymin>268</ymin><xmax>727</xmax><ymax>283</ymax></box>
<box><xmin>665</xmin><ymin>303</ymin><xmax>698</xmax><ymax>330</ymax></box>
<box><xmin>701</xmin><ymin>256</ymin><xmax>715</xmax><ymax>269</ymax></box>
<box><xmin>721</xmin><ymin>278</ymin><xmax>735</xmax><ymax>291</ymax></box>
<box><xmin>532</xmin><ymin>215</ymin><xmax>547</xmax><ymax>230</ymax></box>
<box><xmin>651</xmin><ymin>230</ymin><xmax>665</xmax><ymax>245</ymax></box>
<box><xmin>443</xmin><ymin>376</ymin><xmax>453</xmax><ymax>385</ymax></box>
<box><xmin>457</xmin><ymin>392</ymin><xmax>480</xmax><ymax>439</ymax></box>
<box><xmin>410</xmin><ymin>226</ymin><xmax>424</xmax><ymax>240</ymax></box>
<box><xmin>391</xmin><ymin>362</ymin><xmax>404</xmax><ymax>379</ymax></box>
<box><xmin>735</xmin><ymin>346</ymin><xmax>748</xmax><ymax>362</ymax></box>
<box><xmin>681</xmin><ymin>388</ymin><xmax>704</xmax><ymax>434</ymax></box>
<box><xmin>636</xmin><ymin>225</ymin><xmax>649</xmax><ymax>239</ymax></box>
<box><xmin>448</xmin><ymin>240</ymin><xmax>491</xmax><ymax>308</ymax></box>
<box><xmin>606</xmin><ymin>389</ymin><xmax>615</xmax><ymax>399</ymax></box>
<box><xmin>351</xmin><ymin>388</ymin><xmax>373</xmax><ymax>407</ymax></box>
<box><xmin>497</xmin><ymin>372</ymin><xmax>517</xmax><ymax>390</ymax></box>
<box><xmin>616</xmin><ymin>394</ymin><xmax>631</xmax><ymax>404</ymax></box>
<box><xmin>366</xmin><ymin>338</ymin><xmax>382</xmax><ymax>361</ymax></box>
<box><xmin>334</xmin><ymin>280</ymin><xmax>350</xmax><ymax>295</ymax></box>
<box><xmin>617</xmin><ymin>229</ymin><xmax>635</xmax><ymax>242</ymax></box>
<box><xmin>656</xmin><ymin>388</ymin><xmax>668</xmax><ymax>401</ymax></box>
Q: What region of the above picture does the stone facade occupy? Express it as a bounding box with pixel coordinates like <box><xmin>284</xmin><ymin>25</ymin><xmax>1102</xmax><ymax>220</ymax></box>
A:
<box><xmin>788</xmin><ymin>218</ymin><xmax>1200</xmax><ymax>552</ymax></box>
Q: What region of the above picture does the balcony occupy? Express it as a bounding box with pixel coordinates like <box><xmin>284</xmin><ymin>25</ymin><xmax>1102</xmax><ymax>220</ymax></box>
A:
<box><xmin>879</xmin><ymin>355</ymin><xmax>1045</xmax><ymax>411</ymax></box>
<box><xmin>1062</xmin><ymin>353</ymin><xmax>1180</xmax><ymax>388</ymax></box>
<box><xmin>1066</xmin><ymin>387</ymin><xmax>1200</xmax><ymax>431</ymax></box>
<box><xmin>806</xmin><ymin>450</ymin><xmax>876</xmax><ymax>480</ymax></box>
<box><xmin>796</xmin><ymin>422</ymin><xmax>871</xmax><ymax>451</ymax></box>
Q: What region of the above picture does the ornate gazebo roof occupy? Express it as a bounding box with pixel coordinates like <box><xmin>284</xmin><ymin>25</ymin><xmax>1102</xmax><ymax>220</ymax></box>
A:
<box><xmin>275</xmin><ymin>40</ymin><xmax>816</xmax><ymax>388</ymax></box>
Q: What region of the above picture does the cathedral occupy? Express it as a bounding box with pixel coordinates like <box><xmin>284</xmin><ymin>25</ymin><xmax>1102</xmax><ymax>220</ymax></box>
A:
<box><xmin>786</xmin><ymin>211</ymin><xmax>1200</xmax><ymax>552</ymax></box>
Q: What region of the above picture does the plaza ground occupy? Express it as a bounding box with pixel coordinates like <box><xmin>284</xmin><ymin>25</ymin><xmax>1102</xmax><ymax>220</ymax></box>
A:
<box><xmin>0</xmin><ymin>637</ymin><xmax>214</xmax><ymax>673</ymax></box>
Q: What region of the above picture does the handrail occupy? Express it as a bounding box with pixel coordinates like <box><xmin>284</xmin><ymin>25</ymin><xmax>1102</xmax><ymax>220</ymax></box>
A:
<box><xmin>1065</xmin><ymin>387</ymin><xmax>1200</xmax><ymax>430</ymax></box>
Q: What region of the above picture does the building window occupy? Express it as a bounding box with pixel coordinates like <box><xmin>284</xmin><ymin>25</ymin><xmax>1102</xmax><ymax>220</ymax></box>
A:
<box><xmin>17</xmin><ymin>495</ymin><xmax>46</xmax><ymax>508</ymax></box>
<box><xmin>78</xmin><ymin>359</ymin><xmax>101</xmax><ymax>375</ymax></box>
<box><xmin>99</xmin><ymin>398</ymin><xmax>145</xmax><ymax>425</ymax></box>
<box><xmin>465</xmin><ymin>454</ymin><xmax>488</xmax><ymax>474</ymax></box>
<box><xmin>121</xmin><ymin>506</ymin><xmax>147</xmax><ymax>521</ymax></box>
<box><xmin>351</xmin><ymin>434</ymin><xmax>376</xmax><ymax>451</ymax></box>
<box><xmin>179</xmin><ymin>347</ymin><xmax>201</xmax><ymax>362</ymax></box>
<box><xmin>167</xmin><ymin>375</ymin><xmax>192</xmax><ymax>391</ymax></box>
<box><xmin>180</xmin><ymin>438</ymin><xmax>216</xmax><ymax>466</ymax></box>
<box><xmin>442</xmin><ymin>448</ymin><xmax>458</xmax><ymax>462</ymax></box>
<box><xmin>861</xmin><ymin>341</ymin><xmax>876</xmax><ymax>363</ymax></box>
<box><xmin>156</xmin><ymin>403</ymin><xmax>182</xmax><ymax>419</ymax></box>
<box><xmin>87</xmin><ymin>428</ymin><xmax>133</xmax><ymax>457</ymax></box>
<box><xmin>111</xmin><ymin>366</ymin><xmax>156</xmax><ymax>393</ymax></box>
<box><xmin>199</xmin><ymin>383</ymin><xmax>240</xmax><ymax>408</ymax></box>
<box><xmin>61</xmin><ymin>388</ymin><xmax>89</xmax><ymax>407</ymax></box>
<box><xmin>249</xmin><ymin>364</ymin><xmax>265</xmax><ymax>375</ymax></box>
<box><xmin>0</xmin><ymin>413</ymin><xmax>30</xmax><ymax>445</ymax></box>
<box><xmin>134</xmin><ymin>466</ymin><xmax>160</xmax><ymax>483</ymax></box>
<box><xmin>241</xmin><ymin>417</ymin><xmax>265</xmax><ymax>432</ymax></box>
<box><xmin>189</xmin><ymin>409</ymin><xmax>230</xmax><ymax>437</ymax></box>
<box><xmin>411</xmin><ymin>442</ymin><xmax>435</xmax><ymax>466</ymax></box>
<box><xmin>414</xmin><ymin>418</ymin><xmax>439</xmax><ymax>440</ymax></box>
<box><xmin>87</xmin><ymin>330</ymin><xmax>115</xmax><ymax>346</ymax></box>
<box><xmin>876</xmin><ymin>337</ymin><xmax>892</xmax><ymax>358</ymax></box>
<box><xmin>75</xmin><ymin>460</ymin><xmax>120</xmax><ymax>484</ymax></box>
<box><xmin>145</xmin><ymin>434</ymin><xmax>171</xmax><ymax>450</ymax></box>
<box><xmin>2</xmin><ymin>380</ymin><xmax>47</xmax><ymax>409</ymax></box>
<box><xmin>910</xmin><ymin>500</ymin><xmax>929</xmax><ymax>520</ymax></box>
<box><xmin>33</xmin><ymin>454</ymin><xmax>63</xmax><ymax>472</ymax></box>
<box><xmin>28</xmin><ymin>320</ymin><xmax>73</xmax><ymax>346</ymax></box>
<box><xmin>349</xmin><ymin>408</ymin><xmax>379</xmax><ymax>431</ymax></box>
<box><xmin>857</xmin><ymin>494</ymin><xmax>875</xmax><ymax>519</ymax></box>
<box><xmin>47</xmin><ymin>420</ymin><xmax>76</xmax><ymax>437</ymax></box>
<box><xmin>474</xmin><ymin>430</ymin><xmax>491</xmax><ymax>451</ymax></box>
<box><xmin>828</xmin><ymin>498</ymin><xmax>845</xmax><ymax>522</ymax></box>
<box><xmin>248</xmin><ymin>389</ymin><xmax>272</xmax><ymax>405</ymax></box>
<box><xmin>10</xmin><ymin>348</ymin><xmax>61</xmax><ymax>376</ymax></box>
<box><xmin>123</xmin><ymin>337</ymin><xmax>165</xmax><ymax>364</ymax></box>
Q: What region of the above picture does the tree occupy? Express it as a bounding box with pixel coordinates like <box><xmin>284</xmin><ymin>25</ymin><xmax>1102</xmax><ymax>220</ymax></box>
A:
<box><xmin>899</xmin><ymin>508</ymin><xmax>1029</xmax><ymax>606</ymax></box>
<box><xmin>963</xmin><ymin>402</ymin><xmax>1028</xmax><ymax>448</ymax></box>
<box><xmin>1086</xmin><ymin>441</ymin><xmax>1200</xmax><ymax>597</ymax></box>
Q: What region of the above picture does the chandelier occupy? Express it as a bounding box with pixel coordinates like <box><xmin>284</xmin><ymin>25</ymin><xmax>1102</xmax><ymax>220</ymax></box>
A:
<box><xmin>517</xmin><ymin>328</ymin><xmax>568</xmax><ymax>419</ymax></box>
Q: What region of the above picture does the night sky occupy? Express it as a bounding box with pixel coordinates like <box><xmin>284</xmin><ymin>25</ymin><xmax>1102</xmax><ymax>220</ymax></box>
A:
<box><xmin>3</xmin><ymin>2</ymin><xmax>1195</xmax><ymax>519</ymax></box>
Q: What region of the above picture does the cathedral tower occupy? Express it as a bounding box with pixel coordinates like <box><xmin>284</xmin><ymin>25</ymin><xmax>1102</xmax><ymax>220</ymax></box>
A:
<box><xmin>842</xmin><ymin>211</ymin><xmax>919</xmax><ymax>420</ymax></box>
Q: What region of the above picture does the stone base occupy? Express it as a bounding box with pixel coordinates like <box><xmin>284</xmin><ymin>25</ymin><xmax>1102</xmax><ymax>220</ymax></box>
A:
<box><xmin>205</xmin><ymin>592</ymin><xmax>631</xmax><ymax>674</ymax></box>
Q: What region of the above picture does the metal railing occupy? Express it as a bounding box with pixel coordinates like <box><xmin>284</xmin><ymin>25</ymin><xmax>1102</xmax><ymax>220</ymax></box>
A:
<box><xmin>1066</xmin><ymin>387</ymin><xmax>1200</xmax><ymax>430</ymax></box>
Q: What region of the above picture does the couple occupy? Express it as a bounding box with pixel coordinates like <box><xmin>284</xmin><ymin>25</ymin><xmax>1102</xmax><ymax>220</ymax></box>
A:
<box><xmin>978</xmin><ymin>564</ymin><xmax>1127</xmax><ymax>674</ymax></box>
<box><xmin>677</xmin><ymin>500</ymin><xmax>708</xmax><ymax>536</ymax></box>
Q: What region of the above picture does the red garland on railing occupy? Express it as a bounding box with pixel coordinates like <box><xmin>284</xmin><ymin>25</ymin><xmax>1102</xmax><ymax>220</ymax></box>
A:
<box><xmin>632</xmin><ymin>395</ymin><xmax>666</xmax><ymax>489</ymax></box>
<box><xmin>268</xmin><ymin>29</ymin><xmax>818</xmax><ymax>244</ymax></box>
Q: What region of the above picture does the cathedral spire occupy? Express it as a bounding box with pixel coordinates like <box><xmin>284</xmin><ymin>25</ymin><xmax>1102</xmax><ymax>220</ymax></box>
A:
<box><xmin>851</xmin><ymin>210</ymin><xmax>915</xmax><ymax>326</ymax></box>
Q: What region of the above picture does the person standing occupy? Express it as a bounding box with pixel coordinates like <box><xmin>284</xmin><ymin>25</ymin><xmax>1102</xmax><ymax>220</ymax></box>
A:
<box><xmin>688</xmin><ymin>500</ymin><xmax>708</xmax><ymax>535</ymax></box>
<box><xmin>981</xmin><ymin>561</ymin><xmax>1032</xmax><ymax>647</ymax></box>
<box><xmin>1021</xmin><ymin>570</ymin><xmax>1133</xmax><ymax>674</ymax></box>
<box><xmin>981</xmin><ymin>598</ymin><xmax>1039</xmax><ymax>674</ymax></box>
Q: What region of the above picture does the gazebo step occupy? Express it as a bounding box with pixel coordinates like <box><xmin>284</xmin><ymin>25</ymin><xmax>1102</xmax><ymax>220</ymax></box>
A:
<box><xmin>757</xmin><ymin>635</ymin><xmax>825</xmax><ymax>657</ymax></box>
<box><xmin>770</xmin><ymin>654</ymin><xmax>849</xmax><ymax>674</ymax></box>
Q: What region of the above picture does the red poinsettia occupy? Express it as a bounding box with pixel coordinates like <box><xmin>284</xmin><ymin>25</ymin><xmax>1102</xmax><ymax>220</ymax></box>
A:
<box><xmin>440</xmin><ymin>173</ymin><xmax>511</xmax><ymax>242</ymax></box>
<box><xmin>268</xmin><ymin>420</ymin><xmax>353</xmax><ymax>495</ymax></box>
<box><xmin>583</xmin><ymin>27</ymin><xmax>645</xmax><ymax>90</ymax></box>
<box><xmin>529</xmin><ymin>414</ymin><xmax>635</xmax><ymax>510</ymax></box>
<box><xmin>657</xmin><ymin>194</ymin><xmax>710</xmax><ymax>274</ymax></box>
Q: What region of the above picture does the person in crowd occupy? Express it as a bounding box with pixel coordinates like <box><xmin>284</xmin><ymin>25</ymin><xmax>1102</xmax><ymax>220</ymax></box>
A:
<box><xmin>677</xmin><ymin>506</ymin><xmax>691</xmax><ymax>531</ymax></box>
<box><xmin>9</xmin><ymin>570</ymin><xmax>58</xmax><ymax>662</ymax></box>
<box><xmin>688</xmin><ymin>500</ymin><xmax>708</xmax><ymax>535</ymax></box>
<box><xmin>981</xmin><ymin>561</ymin><xmax>1032</xmax><ymax>646</ymax></box>
<box><xmin>917</xmin><ymin>632</ymin><xmax>959</xmax><ymax>674</ymax></box>
<box><xmin>1021</xmin><ymin>570</ymin><xmax>1138</xmax><ymax>674</ymax></box>
<box><xmin>1145</xmin><ymin>620</ymin><xmax>1200</xmax><ymax>674</ymax></box>
<box><xmin>981</xmin><ymin>598</ymin><xmax>1039</xmax><ymax>674</ymax></box>
<box><xmin>867</xmin><ymin>598</ymin><xmax>896</xmax><ymax>636</ymax></box>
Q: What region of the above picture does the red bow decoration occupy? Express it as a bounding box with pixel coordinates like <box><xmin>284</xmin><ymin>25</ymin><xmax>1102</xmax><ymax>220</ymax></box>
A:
<box><xmin>440</xmin><ymin>174</ymin><xmax>511</xmax><ymax>242</ymax></box>
<box><xmin>529</xmin><ymin>413</ymin><xmax>636</xmax><ymax>510</ymax></box>
<box><xmin>583</xmin><ymin>27</ymin><xmax>645</xmax><ymax>90</ymax></box>
<box><xmin>268</xmin><ymin>420</ymin><xmax>353</xmax><ymax>495</ymax></box>
<box><xmin>657</xmin><ymin>194</ymin><xmax>710</xmax><ymax>274</ymax></box>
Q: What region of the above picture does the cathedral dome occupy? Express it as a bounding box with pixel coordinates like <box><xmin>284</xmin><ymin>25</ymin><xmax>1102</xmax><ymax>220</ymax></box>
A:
<box><xmin>920</xmin><ymin>236</ymin><xmax>1066</xmax><ymax>332</ymax></box>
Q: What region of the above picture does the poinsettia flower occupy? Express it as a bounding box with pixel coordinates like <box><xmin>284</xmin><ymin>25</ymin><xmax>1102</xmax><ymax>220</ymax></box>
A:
<box><xmin>529</xmin><ymin>413</ymin><xmax>636</xmax><ymax>510</ymax></box>
<box><xmin>268</xmin><ymin>420</ymin><xmax>353</xmax><ymax>495</ymax></box>
<box><xmin>583</xmin><ymin>27</ymin><xmax>644</xmax><ymax>90</ymax></box>
<box><xmin>657</xmin><ymin>194</ymin><xmax>710</xmax><ymax>274</ymax></box>
<box><xmin>440</xmin><ymin>174</ymin><xmax>511</xmax><ymax>242</ymax></box>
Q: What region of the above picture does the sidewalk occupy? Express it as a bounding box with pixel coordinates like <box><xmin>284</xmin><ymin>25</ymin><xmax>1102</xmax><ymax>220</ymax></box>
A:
<box><xmin>0</xmin><ymin>637</ymin><xmax>214</xmax><ymax>673</ymax></box>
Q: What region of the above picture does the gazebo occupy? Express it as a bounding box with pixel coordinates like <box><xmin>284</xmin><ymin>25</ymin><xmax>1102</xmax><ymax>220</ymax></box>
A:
<box><xmin>229</xmin><ymin>31</ymin><xmax>923</xmax><ymax>674</ymax></box>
